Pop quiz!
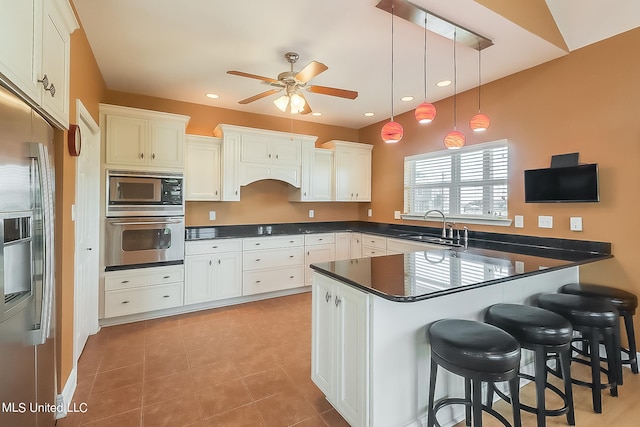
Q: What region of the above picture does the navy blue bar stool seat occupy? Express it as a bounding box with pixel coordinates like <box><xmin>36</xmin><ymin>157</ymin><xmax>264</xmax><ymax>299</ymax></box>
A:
<box><xmin>537</xmin><ymin>293</ymin><xmax>619</xmax><ymax>414</ymax></box>
<box><xmin>560</xmin><ymin>283</ymin><xmax>638</xmax><ymax>377</ymax></box>
<box><xmin>427</xmin><ymin>319</ymin><xmax>522</xmax><ymax>427</ymax></box>
<box><xmin>485</xmin><ymin>304</ymin><xmax>575</xmax><ymax>427</ymax></box>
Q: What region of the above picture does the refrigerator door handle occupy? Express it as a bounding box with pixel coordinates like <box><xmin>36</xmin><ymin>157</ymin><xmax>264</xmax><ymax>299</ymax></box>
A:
<box><xmin>29</xmin><ymin>142</ymin><xmax>55</xmax><ymax>345</ymax></box>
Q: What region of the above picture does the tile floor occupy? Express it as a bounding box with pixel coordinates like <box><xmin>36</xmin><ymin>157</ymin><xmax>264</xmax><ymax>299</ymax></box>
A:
<box><xmin>57</xmin><ymin>291</ymin><xmax>349</xmax><ymax>427</ymax></box>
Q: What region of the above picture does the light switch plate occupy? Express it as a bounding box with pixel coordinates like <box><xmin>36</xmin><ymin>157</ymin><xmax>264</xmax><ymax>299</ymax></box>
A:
<box><xmin>570</xmin><ymin>217</ymin><xmax>583</xmax><ymax>231</ymax></box>
<box><xmin>515</xmin><ymin>261</ymin><xmax>525</xmax><ymax>274</ymax></box>
<box><xmin>394</xmin><ymin>211</ymin><xmax>401</xmax><ymax>220</ymax></box>
<box><xmin>538</xmin><ymin>215</ymin><xmax>553</xmax><ymax>229</ymax></box>
<box><xmin>514</xmin><ymin>215</ymin><xmax>524</xmax><ymax>228</ymax></box>
<box><xmin>309</xmin><ymin>209</ymin><xmax>315</xmax><ymax>218</ymax></box>
<box><xmin>208</xmin><ymin>211</ymin><xmax>216</xmax><ymax>221</ymax></box>
<box><xmin>367</xmin><ymin>209</ymin><xmax>372</xmax><ymax>217</ymax></box>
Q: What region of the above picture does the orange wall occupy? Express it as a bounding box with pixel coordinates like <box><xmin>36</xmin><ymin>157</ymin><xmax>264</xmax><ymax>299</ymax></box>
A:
<box><xmin>360</xmin><ymin>27</ymin><xmax>640</xmax><ymax>335</ymax></box>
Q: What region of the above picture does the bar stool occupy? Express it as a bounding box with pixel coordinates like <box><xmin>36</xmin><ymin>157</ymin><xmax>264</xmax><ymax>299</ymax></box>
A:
<box><xmin>560</xmin><ymin>283</ymin><xmax>638</xmax><ymax>379</ymax></box>
<box><xmin>537</xmin><ymin>293</ymin><xmax>619</xmax><ymax>414</ymax></box>
<box><xmin>485</xmin><ymin>304</ymin><xmax>575</xmax><ymax>427</ymax></box>
<box><xmin>427</xmin><ymin>319</ymin><xmax>522</xmax><ymax>427</ymax></box>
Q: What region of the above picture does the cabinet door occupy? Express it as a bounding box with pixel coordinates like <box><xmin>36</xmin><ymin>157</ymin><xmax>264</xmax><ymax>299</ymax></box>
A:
<box><xmin>352</xmin><ymin>148</ymin><xmax>371</xmax><ymax>201</ymax></box>
<box><xmin>0</xmin><ymin>0</ymin><xmax>41</xmax><ymax>103</ymax></box>
<box><xmin>105</xmin><ymin>115</ymin><xmax>148</xmax><ymax>166</ymax></box>
<box><xmin>334</xmin><ymin>148</ymin><xmax>354</xmax><ymax>201</ymax></box>
<box><xmin>271</xmin><ymin>138</ymin><xmax>301</xmax><ymax>166</ymax></box>
<box><xmin>221</xmin><ymin>132</ymin><xmax>241</xmax><ymax>201</ymax></box>
<box><xmin>311</xmin><ymin>278</ymin><xmax>335</xmax><ymax>397</ymax></box>
<box><xmin>335</xmin><ymin>233</ymin><xmax>351</xmax><ymax>261</ymax></box>
<box><xmin>350</xmin><ymin>233</ymin><xmax>362</xmax><ymax>259</ymax></box>
<box><xmin>335</xmin><ymin>284</ymin><xmax>369</xmax><ymax>427</ymax></box>
<box><xmin>213</xmin><ymin>252</ymin><xmax>242</xmax><ymax>300</ymax></box>
<box><xmin>185</xmin><ymin>139</ymin><xmax>220</xmax><ymax>200</ymax></box>
<box><xmin>312</xmin><ymin>149</ymin><xmax>333</xmax><ymax>201</ymax></box>
<box><xmin>240</xmin><ymin>133</ymin><xmax>272</xmax><ymax>164</ymax></box>
<box><xmin>305</xmin><ymin>244</ymin><xmax>336</xmax><ymax>285</ymax></box>
<box><xmin>184</xmin><ymin>254</ymin><xmax>215</xmax><ymax>304</ymax></box>
<box><xmin>150</xmin><ymin>120</ymin><xmax>184</xmax><ymax>168</ymax></box>
<box><xmin>41</xmin><ymin>0</ymin><xmax>70</xmax><ymax>127</ymax></box>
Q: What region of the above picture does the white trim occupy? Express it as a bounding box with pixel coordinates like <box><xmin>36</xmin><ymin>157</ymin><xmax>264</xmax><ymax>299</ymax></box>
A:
<box><xmin>405</xmin><ymin>139</ymin><xmax>508</xmax><ymax>162</ymax></box>
<box><xmin>400</xmin><ymin>213</ymin><xmax>513</xmax><ymax>227</ymax></box>
<box><xmin>55</xmin><ymin>366</ymin><xmax>77</xmax><ymax>419</ymax></box>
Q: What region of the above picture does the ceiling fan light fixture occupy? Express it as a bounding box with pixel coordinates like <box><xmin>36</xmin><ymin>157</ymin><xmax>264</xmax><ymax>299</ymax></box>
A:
<box><xmin>381</xmin><ymin>121</ymin><xmax>403</xmax><ymax>143</ymax></box>
<box><xmin>273</xmin><ymin>94</ymin><xmax>289</xmax><ymax>112</ymax></box>
<box><xmin>289</xmin><ymin>92</ymin><xmax>306</xmax><ymax>114</ymax></box>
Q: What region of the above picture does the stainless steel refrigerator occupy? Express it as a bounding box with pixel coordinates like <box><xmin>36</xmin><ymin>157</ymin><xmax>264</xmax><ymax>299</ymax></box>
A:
<box><xmin>0</xmin><ymin>83</ymin><xmax>57</xmax><ymax>426</ymax></box>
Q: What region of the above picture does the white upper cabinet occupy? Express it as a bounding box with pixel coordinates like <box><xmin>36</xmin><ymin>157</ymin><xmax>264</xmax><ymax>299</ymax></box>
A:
<box><xmin>0</xmin><ymin>0</ymin><xmax>78</xmax><ymax>128</ymax></box>
<box><xmin>290</xmin><ymin>141</ymin><xmax>334</xmax><ymax>202</ymax></box>
<box><xmin>101</xmin><ymin>104</ymin><xmax>190</xmax><ymax>171</ymax></box>
<box><xmin>321</xmin><ymin>140</ymin><xmax>373</xmax><ymax>202</ymax></box>
<box><xmin>184</xmin><ymin>135</ymin><xmax>221</xmax><ymax>201</ymax></box>
<box><xmin>214</xmin><ymin>124</ymin><xmax>317</xmax><ymax>199</ymax></box>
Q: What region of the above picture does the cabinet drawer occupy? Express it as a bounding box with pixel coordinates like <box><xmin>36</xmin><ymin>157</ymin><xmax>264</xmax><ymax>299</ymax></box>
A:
<box><xmin>361</xmin><ymin>234</ymin><xmax>386</xmax><ymax>250</ymax></box>
<box><xmin>362</xmin><ymin>247</ymin><xmax>387</xmax><ymax>258</ymax></box>
<box><xmin>243</xmin><ymin>266</ymin><xmax>304</xmax><ymax>295</ymax></box>
<box><xmin>104</xmin><ymin>282</ymin><xmax>183</xmax><ymax>318</ymax></box>
<box><xmin>185</xmin><ymin>239</ymin><xmax>242</xmax><ymax>255</ymax></box>
<box><xmin>243</xmin><ymin>235</ymin><xmax>304</xmax><ymax>251</ymax></box>
<box><xmin>104</xmin><ymin>265</ymin><xmax>185</xmax><ymax>291</ymax></box>
<box><xmin>304</xmin><ymin>233</ymin><xmax>335</xmax><ymax>246</ymax></box>
<box><xmin>243</xmin><ymin>247</ymin><xmax>304</xmax><ymax>271</ymax></box>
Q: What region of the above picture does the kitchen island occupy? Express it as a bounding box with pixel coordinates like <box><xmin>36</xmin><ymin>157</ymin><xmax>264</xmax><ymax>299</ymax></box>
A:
<box><xmin>310</xmin><ymin>246</ymin><xmax>611</xmax><ymax>427</ymax></box>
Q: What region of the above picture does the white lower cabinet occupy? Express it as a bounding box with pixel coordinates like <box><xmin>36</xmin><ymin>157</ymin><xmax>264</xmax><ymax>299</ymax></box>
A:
<box><xmin>361</xmin><ymin>234</ymin><xmax>387</xmax><ymax>258</ymax></box>
<box><xmin>104</xmin><ymin>265</ymin><xmax>184</xmax><ymax>318</ymax></box>
<box><xmin>242</xmin><ymin>235</ymin><xmax>305</xmax><ymax>295</ymax></box>
<box><xmin>304</xmin><ymin>233</ymin><xmax>336</xmax><ymax>286</ymax></box>
<box><xmin>312</xmin><ymin>274</ymin><xmax>369</xmax><ymax>427</ymax></box>
<box><xmin>184</xmin><ymin>239</ymin><xmax>242</xmax><ymax>305</ymax></box>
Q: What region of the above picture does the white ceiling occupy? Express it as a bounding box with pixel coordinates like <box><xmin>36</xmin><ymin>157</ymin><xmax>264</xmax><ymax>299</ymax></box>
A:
<box><xmin>72</xmin><ymin>0</ymin><xmax>640</xmax><ymax>129</ymax></box>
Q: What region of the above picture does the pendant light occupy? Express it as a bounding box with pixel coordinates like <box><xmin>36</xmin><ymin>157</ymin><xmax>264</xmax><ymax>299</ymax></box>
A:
<box><xmin>444</xmin><ymin>30</ymin><xmax>465</xmax><ymax>149</ymax></box>
<box><xmin>414</xmin><ymin>15</ymin><xmax>436</xmax><ymax>124</ymax></box>
<box><xmin>469</xmin><ymin>44</ymin><xmax>490</xmax><ymax>132</ymax></box>
<box><xmin>381</xmin><ymin>0</ymin><xmax>403</xmax><ymax>143</ymax></box>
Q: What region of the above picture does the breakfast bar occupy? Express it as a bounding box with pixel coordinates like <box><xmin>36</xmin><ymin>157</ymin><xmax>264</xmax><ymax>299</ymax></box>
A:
<box><xmin>310</xmin><ymin>246</ymin><xmax>611</xmax><ymax>427</ymax></box>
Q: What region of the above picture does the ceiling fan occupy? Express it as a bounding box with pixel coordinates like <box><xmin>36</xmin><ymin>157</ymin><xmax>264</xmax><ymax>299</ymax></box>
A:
<box><xmin>227</xmin><ymin>52</ymin><xmax>358</xmax><ymax>115</ymax></box>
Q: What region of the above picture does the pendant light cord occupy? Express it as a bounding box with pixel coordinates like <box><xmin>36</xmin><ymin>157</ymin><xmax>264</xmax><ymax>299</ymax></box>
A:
<box><xmin>477</xmin><ymin>44</ymin><xmax>482</xmax><ymax>112</ymax></box>
<box><xmin>390</xmin><ymin>1</ymin><xmax>395</xmax><ymax>121</ymax></box>
<box><xmin>423</xmin><ymin>16</ymin><xmax>427</xmax><ymax>101</ymax></box>
<box><xmin>453</xmin><ymin>29</ymin><xmax>457</xmax><ymax>130</ymax></box>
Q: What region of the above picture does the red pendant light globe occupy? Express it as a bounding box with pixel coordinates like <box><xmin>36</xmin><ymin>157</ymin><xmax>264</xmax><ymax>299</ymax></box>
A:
<box><xmin>443</xmin><ymin>130</ymin><xmax>465</xmax><ymax>149</ymax></box>
<box><xmin>469</xmin><ymin>113</ymin><xmax>491</xmax><ymax>132</ymax></box>
<box><xmin>415</xmin><ymin>102</ymin><xmax>436</xmax><ymax>124</ymax></box>
<box><xmin>381</xmin><ymin>121</ymin><xmax>404</xmax><ymax>143</ymax></box>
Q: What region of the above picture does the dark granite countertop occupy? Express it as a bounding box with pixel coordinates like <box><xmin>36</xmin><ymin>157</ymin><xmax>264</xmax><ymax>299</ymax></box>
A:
<box><xmin>310</xmin><ymin>247</ymin><xmax>612</xmax><ymax>302</ymax></box>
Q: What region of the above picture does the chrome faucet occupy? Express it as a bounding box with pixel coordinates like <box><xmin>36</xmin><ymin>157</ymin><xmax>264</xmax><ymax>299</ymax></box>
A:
<box><xmin>424</xmin><ymin>209</ymin><xmax>447</xmax><ymax>238</ymax></box>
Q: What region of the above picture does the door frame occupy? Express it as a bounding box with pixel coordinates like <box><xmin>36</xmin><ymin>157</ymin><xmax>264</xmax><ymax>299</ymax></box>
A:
<box><xmin>73</xmin><ymin>99</ymin><xmax>100</xmax><ymax>365</ymax></box>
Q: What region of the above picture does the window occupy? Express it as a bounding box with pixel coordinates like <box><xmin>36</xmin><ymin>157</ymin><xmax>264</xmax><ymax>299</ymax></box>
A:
<box><xmin>404</xmin><ymin>140</ymin><xmax>508</xmax><ymax>220</ymax></box>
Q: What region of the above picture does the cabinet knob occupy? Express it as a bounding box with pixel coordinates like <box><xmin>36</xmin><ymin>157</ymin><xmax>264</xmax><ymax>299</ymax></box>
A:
<box><xmin>152</xmin><ymin>153</ymin><xmax>156</xmax><ymax>160</ymax></box>
<box><xmin>289</xmin><ymin>275</ymin><xmax>294</xmax><ymax>279</ymax></box>
<box><xmin>255</xmin><ymin>258</ymin><xmax>261</xmax><ymax>262</ymax></box>
<box><xmin>140</xmin><ymin>152</ymin><xmax>145</xmax><ymax>159</ymax></box>
<box><xmin>235</xmin><ymin>190</ymin><xmax>238</xmax><ymax>195</ymax></box>
<box><xmin>268</xmin><ymin>153</ymin><xmax>272</xmax><ymax>158</ymax></box>
<box><xmin>122</xmin><ymin>300</ymin><xmax>130</xmax><ymax>304</ymax></box>
<box><xmin>289</xmin><ymin>255</ymin><xmax>294</xmax><ymax>258</ymax></box>
<box><xmin>209</xmin><ymin>260</ymin><xmax>212</xmax><ymax>266</ymax></box>
<box><xmin>212</xmin><ymin>245</ymin><xmax>218</xmax><ymax>248</ymax></box>
<box><xmin>215</xmin><ymin>190</ymin><xmax>218</xmax><ymax>195</ymax></box>
<box><xmin>256</xmin><ymin>280</ymin><xmax>261</xmax><ymax>283</ymax></box>
<box><xmin>218</xmin><ymin>259</ymin><xmax>221</xmax><ymax>264</ymax></box>
<box><xmin>121</xmin><ymin>280</ymin><xmax>129</xmax><ymax>284</ymax></box>
<box><xmin>163</xmin><ymin>295</ymin><xmax>170</xmax><ymax>298</ymax></box>
<box><xmin>325</xmin><ymin>292</ymin><xmax>331</xmax><ymax>303</ymax></box>
<box><xmin>38</xmin><ymin>74</ymin><xmax>50</xmax><ymax>89</ymax></box>
<box><xmin>276</xmin><ymin>154</ymin><xmax>279</xmax><ymax>159</ymax></box>
<box><xmin>46</xmin><ymin>83</ymin><xmax>56</xmax><ymax>97</ymax></box>
<box><xmin>334</xmin><ymin>296</ymin><xmax>342</xmax><ymax>307</ymax></box>
<box><xmin>163</xmin><ymin>276</ymin><xmax>170</xmax><ymax>279</ymax></box>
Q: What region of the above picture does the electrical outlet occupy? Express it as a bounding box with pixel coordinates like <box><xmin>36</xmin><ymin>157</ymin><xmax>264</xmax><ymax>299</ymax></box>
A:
<box><xmin>309</xmin><ymin>209</ymin><xmax>314</xmax><ymax>218</ymax></box>
<box><xmin>515</xmin><ymin>261</ymin><xmax>525</xmax><ymax>274</ymax></box>
<box><xmin>538</xmin><ymin>215</ymin><xmax>553</xmax><ymax>229</ymax></box>
<box><xmin>394</xmin><ymin>211</ymin><xmax>401</xmax><ymax>220</ymax></box>
<box><xmin>208</xmin><ymin>211</ymin><xmax>216</xmax><ymax>221</ymax></box>
<box><xmin>514</xmin><ymin>215</ymin><xmax>524</xmax><ymax>228</ymax></box>
<box><xmin>570</xmin><ymin>217</ymin><xmax>583</xmax><ymax>231</ymax></box>
<box><xmin>367</xmin><ymin>209</ymin><xmax>372</xmax><ymax>217</ymax></box>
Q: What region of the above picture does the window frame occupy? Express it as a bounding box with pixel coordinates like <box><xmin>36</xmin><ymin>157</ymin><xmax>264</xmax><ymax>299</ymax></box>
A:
<box><xmin>402</xmin><ymin>139</ymin><xmax>512</xmax><ymax>226</ymax></box>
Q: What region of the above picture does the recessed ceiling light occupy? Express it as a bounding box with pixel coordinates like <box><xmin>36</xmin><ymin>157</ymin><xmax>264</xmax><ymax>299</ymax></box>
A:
<box><xmin>364</xmin><ymin>112</ymin><xmax>375</xmax><ymax>117</ymax></box>
<box><xmin>311</xmin><ymin>112</ymin><xmax>322</xmax><ymax>116</ymax></box>
<box><xmin>400</xmin><ymin>96</ymin><xmax>414</xmax><ymax>102</ymax></box>
<box><xmin>436</xmin><ymin>80</ymin><xmax>452</xmax><ymax>87</ymax></box>
<box><xmin>205</xmin><ymin>93</ymin><xmax>219</xmax><ymax>99</ymax></box>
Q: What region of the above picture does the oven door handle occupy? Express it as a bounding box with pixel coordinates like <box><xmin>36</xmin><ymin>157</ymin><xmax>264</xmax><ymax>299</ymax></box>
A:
<box><xmin>109</xmin><ymin>219</ymin><xmax>183</xmax><ymax>226</ymax></box>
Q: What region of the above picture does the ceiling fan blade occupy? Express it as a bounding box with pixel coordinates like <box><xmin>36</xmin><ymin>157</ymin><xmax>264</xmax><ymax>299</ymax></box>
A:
<box><xmin>227</xmin><ymin>70</ymin><xmax>278</xmax><ymax>84</ymax></box>
<box><xmin>238</xmin><ymin>89</ymin><xmax>282</xmax><ymax>104</ymax></box>
<box><xmin>299</xmin><ymin>94</ymin><xmax>312</xmax><ymax>115</ymax></box>
<box><xmin>308</xmin><ymin>85</ymin><xmax>358</xmax><ymax>100</ymax></box>
<box><xmin>295</xmin><ymin>61</ymin><xmax>328</xmax><ymax>83</ymax></box>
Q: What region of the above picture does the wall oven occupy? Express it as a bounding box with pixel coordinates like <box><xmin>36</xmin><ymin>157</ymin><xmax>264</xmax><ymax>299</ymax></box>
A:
<box><xmin>104</xmin><ymin>216</ymin><xmax>185</xmax><ymax>270</ymax></box>
<box><xmin>106</xmin><ymin>170</ymin><xmax>184</xmax><ymax>217</ymax></box>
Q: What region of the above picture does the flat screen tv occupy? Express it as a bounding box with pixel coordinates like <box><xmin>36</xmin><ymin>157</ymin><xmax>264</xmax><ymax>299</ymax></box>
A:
<box><xmin>524</xmin><ymin>164</ymin><xmax>599</xmax><ymax>203</ymax></box>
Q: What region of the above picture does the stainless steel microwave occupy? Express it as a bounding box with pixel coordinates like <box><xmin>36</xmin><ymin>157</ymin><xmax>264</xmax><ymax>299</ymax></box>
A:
<box><xmin>106</xmin><ymin>170</ymin><xmax>184</xmax><ymax>217</ymax></box>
